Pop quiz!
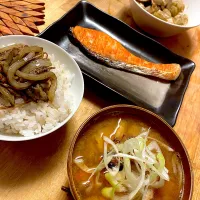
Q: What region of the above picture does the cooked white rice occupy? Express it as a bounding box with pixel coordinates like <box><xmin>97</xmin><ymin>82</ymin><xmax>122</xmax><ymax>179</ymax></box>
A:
<box><xmin>0</xmin><ymin>54</ymin><xmax>74</xmax><ymax>136</ymax></box>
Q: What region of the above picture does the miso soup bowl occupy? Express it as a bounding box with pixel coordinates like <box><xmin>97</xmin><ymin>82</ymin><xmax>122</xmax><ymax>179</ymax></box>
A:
<box><xmin>67</xmin><ymin>105</ymin><xmax>193</xmax><ymax>200</ymax></box>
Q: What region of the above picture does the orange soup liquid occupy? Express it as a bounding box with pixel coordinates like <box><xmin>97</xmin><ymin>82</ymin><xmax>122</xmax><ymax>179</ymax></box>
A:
<box><xmin>72</xmin><ymin>114</ymin><xmax>183</xmax><ymax>200</ymax></box>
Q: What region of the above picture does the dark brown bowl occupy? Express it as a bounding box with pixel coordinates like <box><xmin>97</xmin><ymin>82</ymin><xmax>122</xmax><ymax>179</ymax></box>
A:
<box><xmin>67</xmin><ymin>105</ymin><xmax>193</xmax><ymax>200</ymax></box>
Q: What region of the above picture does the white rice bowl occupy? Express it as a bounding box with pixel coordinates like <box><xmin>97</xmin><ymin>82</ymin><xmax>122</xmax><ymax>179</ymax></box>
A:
<box><xmin>0</xmin><ymin>55</ymin><xmax>74</xmax><ymax>136</ymax></box>
<box><xmin>0</xmin><ymin>36</ymin><xmax>84</xmax><ymax>141</ymax></box>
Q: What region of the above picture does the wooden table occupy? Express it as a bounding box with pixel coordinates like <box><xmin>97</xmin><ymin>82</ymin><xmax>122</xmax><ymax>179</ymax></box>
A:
<box><xmin>0</xmin><ymin>0</ymin><xmax>199</xmax><ymax>199</ymax></box>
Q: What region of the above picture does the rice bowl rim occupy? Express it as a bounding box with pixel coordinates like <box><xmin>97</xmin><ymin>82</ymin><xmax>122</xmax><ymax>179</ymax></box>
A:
<box><xmin>0</xmin><ymin>35</ymin><xmax>84</xmax><ymax>141</ymax></box>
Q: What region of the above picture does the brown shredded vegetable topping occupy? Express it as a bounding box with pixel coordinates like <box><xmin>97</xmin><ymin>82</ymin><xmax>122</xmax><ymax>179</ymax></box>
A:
<box><xmin>0</xmin><ymin>44</ymin><xmax>57</xmax><ymax>108</ymax></box>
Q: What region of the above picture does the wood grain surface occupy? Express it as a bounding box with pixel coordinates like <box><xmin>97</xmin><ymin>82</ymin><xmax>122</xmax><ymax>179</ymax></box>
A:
<box><xmin>0</xmin><ymin>0</ymin><xmax>200</xmax><ymax>199</ymax></box>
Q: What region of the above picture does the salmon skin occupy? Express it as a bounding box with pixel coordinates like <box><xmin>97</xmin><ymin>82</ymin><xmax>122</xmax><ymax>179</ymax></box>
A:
<box><xmin>70</xmin><ymin>26</ymin><xmax>181</xmax><ymax>81</ymax></box>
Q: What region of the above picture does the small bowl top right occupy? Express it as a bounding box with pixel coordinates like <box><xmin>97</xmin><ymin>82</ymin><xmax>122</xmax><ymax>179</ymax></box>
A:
<box><xmin>129</xmin><ymin>0</ymin><xmax>200</xmax><ymax>37</ymax></box>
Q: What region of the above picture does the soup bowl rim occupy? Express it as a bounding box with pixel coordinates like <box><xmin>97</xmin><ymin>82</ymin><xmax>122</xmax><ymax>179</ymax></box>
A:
<box><xmin>67</xmin><ymin>104</ymin><xmax>193</xmax><ymax>200</ymax></box>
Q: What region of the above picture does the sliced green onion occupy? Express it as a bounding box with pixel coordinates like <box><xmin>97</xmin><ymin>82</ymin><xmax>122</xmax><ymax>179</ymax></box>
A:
<box><xmin>101</xmin><ymin>187</ymin><xmax>114</xmax><ymax>199</ymax></box>
<box><xmin>128</xmin><ymin>162</ymin><xmax>146</xmax><ymax>200</ymax></box>
<box><xmin>148</xmin><ymin>136</ymin><xmax>174</xmax><ymax>152</ymax></box>
<box><xmin>74</xmin><ymin>128</ymin><xmax>171</xmax><ymax>199</ymax></box>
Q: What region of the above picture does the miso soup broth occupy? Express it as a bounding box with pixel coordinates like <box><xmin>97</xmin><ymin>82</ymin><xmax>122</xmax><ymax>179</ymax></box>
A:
<box><xmin>72</xmin><ymin>114</ymin><xmax>184</xmax><ymax>200</ymax></box>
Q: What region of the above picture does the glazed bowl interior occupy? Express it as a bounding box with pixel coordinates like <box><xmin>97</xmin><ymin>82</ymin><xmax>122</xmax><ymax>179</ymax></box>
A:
<box><xmin>68</xmin><ymin>105</ymin><xmax>193</xmax><ymax>200</ymax></box>
<box><xmin>0</xmin><ymin>35</ymin><xmax>84</xmax><ymax>141</ymax></box>
<box><xmin>182</xmin><ymin>0</ymin><xmax>200</xmax><ymax>27</ymax></box>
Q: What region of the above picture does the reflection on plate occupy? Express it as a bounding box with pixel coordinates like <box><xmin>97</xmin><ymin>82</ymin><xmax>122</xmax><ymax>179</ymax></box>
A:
<box><xmin>38</xmin><ymin>0</ymin><xmax>195</xmax><ymax>126</ymax></box>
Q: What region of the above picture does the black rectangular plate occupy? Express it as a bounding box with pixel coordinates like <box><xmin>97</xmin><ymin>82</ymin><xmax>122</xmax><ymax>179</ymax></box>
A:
<box><xmin>38</xmin><ymin>0</ymin><xmax>195</xmax><ymax>126</ymax></box>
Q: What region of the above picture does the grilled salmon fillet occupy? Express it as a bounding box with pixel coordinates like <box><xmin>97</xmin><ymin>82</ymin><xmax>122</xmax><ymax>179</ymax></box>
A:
<box><xmin>70</xmin><ymin>26</ymin><xmax>181</xmax><ymax>81</ymax></box>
